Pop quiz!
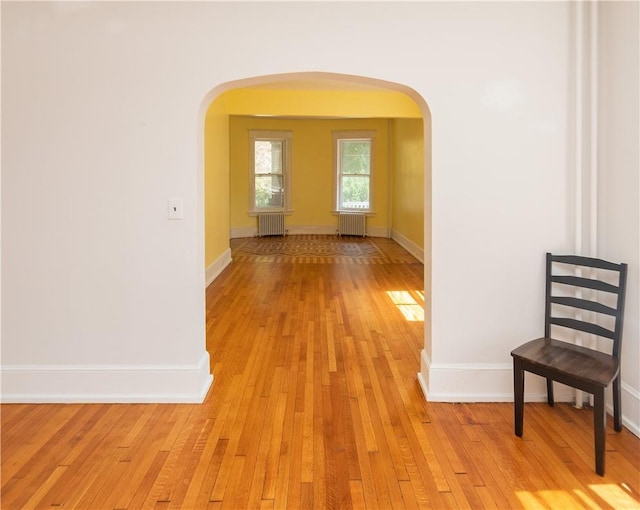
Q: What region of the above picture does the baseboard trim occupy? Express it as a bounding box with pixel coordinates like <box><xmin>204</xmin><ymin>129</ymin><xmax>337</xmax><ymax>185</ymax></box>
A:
<box><xmin>0</xmin><ymin>352</ymin><xmax>213</xmax><ymax>403</ymax></box>
<box><xmin>419</xmin><ymin>349</ymin><xmax>573</xmax><ymax>403</ymax></box>
<box><xmin>391</xmin><ymin>229</ymin><xmax>424</xmax><ymax>263</ymax></box>
<box><xmin>230</xmin><ymin>225</ymin><xmax>391</xmax><ymax>238</ymax></box>
<box><xmin>287</xmin><ymin>225</ymin><xmax>340</xmax><ymax>236</ymax></box>
<box><xmin>230</xmin><ymin>227</ymin><xmax>256</xmax><ymax>239</ymax></box>
<box><xmin>206</xmin><ymin>248</ymin><xmax>232</xmax><ymax>287</ymax></box>
<box><xmin>418</xmin><ymin>350</ymin><xmax>640</xmax><ymax>437</ymax></box>
<box><xmin>617</xmin><ymin>383</ymin><xmax>640</xmax><ymax>437</ymax></box>
<box><xmin>366</xmin><ymin>226</ymin><xmax>389</xmax><ymax>238</ymax></box>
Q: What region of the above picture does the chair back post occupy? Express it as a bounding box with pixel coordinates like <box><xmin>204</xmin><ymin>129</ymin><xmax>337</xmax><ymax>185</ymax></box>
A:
<box><xmin>544</xmin><ymin>252</ymin><xmax>552</xmax><ymax>338</ymax></box>
<box><xmin>612</xmin><ymin>262</ymin><xmax>628</xmax><ymax>359</ymax></box>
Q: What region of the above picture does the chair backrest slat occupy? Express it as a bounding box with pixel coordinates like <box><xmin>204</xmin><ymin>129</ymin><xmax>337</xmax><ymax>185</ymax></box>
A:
<box><xmin>549</xmin><ymin>317</ymin><xmax>616</xmax><ymax>339</ymax></box>
<box><xmin>550</xmin><ymin>296</ymin><xmax>617</xmax><ymax>316</ymax></box>
<box><xmin>551</xmin><ymin>275</ymin><xmax>619</xmax><ymax>294</ymax></box>
<box><xmin>551</xmin><ymin>254</ymin><xmax>623</xmax><ymax>271</ymax></box>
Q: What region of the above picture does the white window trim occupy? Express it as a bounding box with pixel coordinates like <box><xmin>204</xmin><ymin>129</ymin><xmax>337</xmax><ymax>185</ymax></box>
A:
<box><xmin>249</xmin><ymin>130</ymin><xmax>293</xmax><ymax>215</ymax></box>
<box><xmin>332</xmin><ymin>130</ymin><xmax>375</xmax><ymax>214</ymax></box>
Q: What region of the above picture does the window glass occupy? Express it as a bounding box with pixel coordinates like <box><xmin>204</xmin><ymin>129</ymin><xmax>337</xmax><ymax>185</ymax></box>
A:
<box><xmin>336</xmin><ymin>136</ymin><xmax>373</xmax><ymax>211</ymax></box>
<box><xmin>249</xmin><ymin>131</ymin><xmax>292</xmax><ymax>213</ymax></box>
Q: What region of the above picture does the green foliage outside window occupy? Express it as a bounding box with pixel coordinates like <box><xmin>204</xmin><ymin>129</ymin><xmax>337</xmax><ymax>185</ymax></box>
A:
<box><xmin>254</xmin><ymin>140</ymin><xmax>284</xmax><ymax>208</ymax></box>
<box><xmin>341</xmin><ymin>141</ymin><xmax>370</xmax><ymax>175</ymax></box>
<box><xmin>340</xmin><ymin>140</ymin><xmax>371</xmax><ymax>208</ymax></box>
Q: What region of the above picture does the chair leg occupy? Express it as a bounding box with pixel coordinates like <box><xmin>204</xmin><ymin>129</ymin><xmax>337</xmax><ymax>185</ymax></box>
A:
<box><xmin>546</xmin><ymin>378</ymin><xmax>554</xmax><ymax>406</ymax></box>
<box><xmin>513</xmin><ymin>359</ymin><xmax>524</xmax><ymax>437</ymax></box>
<box><xmin>594</xmin><ymin>389</ymin><xmax>606</xmax><ymax>476</ymax></box>
<box><xmin>613</xmin><ymin>376</ymin><xmax>622</xmax><ymax>432</ymax></box>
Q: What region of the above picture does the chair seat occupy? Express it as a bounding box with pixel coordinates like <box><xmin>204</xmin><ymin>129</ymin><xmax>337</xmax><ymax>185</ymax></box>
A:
<box><xmin>511</xmin><ymin>337</ymin><xmax>620</xmax><ymax>389</ymax></box>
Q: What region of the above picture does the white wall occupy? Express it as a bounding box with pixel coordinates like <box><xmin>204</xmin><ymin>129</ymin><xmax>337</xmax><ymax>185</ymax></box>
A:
<box><xmin>421</xmin><ymin>2</ymin><xmax>573</xmax><ymax>400</ymax></box>
<box><xmin>597</xmin><ymin>1</ymin><xmax>640</xmax><ymax>435</ymax></box>
<box><xmin>1</xmin><ymin>1</ymin><xmax>634</xmax><ymax>426</ymax></box>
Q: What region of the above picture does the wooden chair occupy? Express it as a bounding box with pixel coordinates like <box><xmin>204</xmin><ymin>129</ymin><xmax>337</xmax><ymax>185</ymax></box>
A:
<box><xmin>511</xmin><ymin>253</ymin><xmax>627</xmax><ymax>476</ymax></box>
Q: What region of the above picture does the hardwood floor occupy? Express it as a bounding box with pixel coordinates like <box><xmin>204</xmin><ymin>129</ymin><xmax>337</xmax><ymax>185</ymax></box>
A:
<box><xmin>2</xmin><ymin>236</ymin><xmax>639</xmax><ymax>509</ymax></box>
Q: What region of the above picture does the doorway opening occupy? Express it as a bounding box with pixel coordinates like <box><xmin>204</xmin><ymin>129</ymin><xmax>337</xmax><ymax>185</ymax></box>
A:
<box><xmin>199</xmin><ymin>71</ymin><xmax>432</xmax><ymax>370</ymax></box>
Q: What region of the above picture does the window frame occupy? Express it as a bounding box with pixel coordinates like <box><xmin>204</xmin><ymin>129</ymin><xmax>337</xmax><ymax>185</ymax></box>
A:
<box><xmin>332</xmin><ymin>130</ymin><xmax>375</xmax><ymax>214</ymax></box>
<box><xmin>249</xmin><ymin>130</ymin><xmax>293</xmax><ymax>214</ymax></box>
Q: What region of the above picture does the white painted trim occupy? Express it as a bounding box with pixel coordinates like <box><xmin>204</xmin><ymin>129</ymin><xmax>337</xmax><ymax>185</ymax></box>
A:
<box><xmin>230</xmin><ymin>225</ymin><xmax>392</xmax><ymax>238</ymax></box>
<box><xmin>367</xmin><ymin>225</ymin><xmax>389</xmax><ymax>239</ymax></box>
<box><xmin>332</xmin><ymin>130</ymin><xmax>376</xmax><ymax>213</ymax></box>
<box><xmin>419</xmin><ymin>350</ymin><xmax>573</xmax><ymax>403</ymax></box>
<box><xmin>0</xmin><ymin>352</ymin><xmax>213</xmax><ymax>404</ymax></box>
<box><xmin>391</xmin><ymin>229</ymin><xmax>424</xmax><ymax>263</ymax></box>
<box><xmin>249</xmin><ymin>130</ymin><xmax>293</xmax><ymax>214</ymax></box>
<box><xmin>589</xmin><ymin>0</ymin><xmax>599</xmax><ymax>260</ymax></box>
<box><xmin>205</xmin><ymin>248</ymin><xmax>232</xmax><ymax>288</ymax></box>
<box><xmin>612</xmin><ymin>383</ymin><xmax>640</xmax><ymax>438</ymax></box>
<box><xmin>286</xmin><ymin>225</ymin><xmax>339</xmax><ymax>236</ymax></box>
<box><xmin>418</xmin><ymin>351</ymin><xmax>640</xmax><ymax>436</ymax></box>
<box><xmin>230</xmin><ymin>227</ymin><xmax>256</xmax><ymax>239</ymax></box>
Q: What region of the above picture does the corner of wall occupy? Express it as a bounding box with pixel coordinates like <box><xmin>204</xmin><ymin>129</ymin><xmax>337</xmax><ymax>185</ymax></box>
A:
<box><xmin>391</xmin><ymin>229</ymin><xmax>424</xmax><ymax>263</ymax></box>
<box><xmin>206</xmin><ymin>248</ymin><xmax>232</xmax><ymax>288</ymax></box>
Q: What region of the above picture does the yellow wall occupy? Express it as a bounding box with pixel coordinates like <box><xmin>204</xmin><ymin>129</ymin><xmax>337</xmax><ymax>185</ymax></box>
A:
<box><xmin>391</xmin><ymin>118</ymin><xmax>424</xmax><ymax>247</ymax></box>
<box><xmin>229</xmin><ymin>116</ymin><xmax>390</xmax><ymax>233</ymax></box>
<box><xmin>224</xmin><ymin>88</ymin><xmax>422</xmax><ymax>118</ymax></box>
<box><xmin>204</xmin><ymin>96</ymin><xmax>230</xmax><ymax>268</ymax></box>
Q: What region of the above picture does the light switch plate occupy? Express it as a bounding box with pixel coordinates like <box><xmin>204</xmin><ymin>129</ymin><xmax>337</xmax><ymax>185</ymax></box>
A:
<box><xmin>168</xmin><ymin>198</ymin><xmax>184</xmax><ymax>220</ymax></box>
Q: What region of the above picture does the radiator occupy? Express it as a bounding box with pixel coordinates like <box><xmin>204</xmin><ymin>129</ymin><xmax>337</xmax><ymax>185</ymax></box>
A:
<box><xmin>257</xmin><ymin>213</ymin><xmax>286</xmax><ymax>237</ymax></box>
<box><xmin>338</xmin><ymin>212</ymin><xmax>366</xmax><ymax>237</ymax></box>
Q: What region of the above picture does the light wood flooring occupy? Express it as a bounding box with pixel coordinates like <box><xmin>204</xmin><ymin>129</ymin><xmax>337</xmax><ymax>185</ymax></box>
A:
<box><xmin>2</xmin><ymin>236</ymin><xmax>639</xmax><ymax>509</ymax></box>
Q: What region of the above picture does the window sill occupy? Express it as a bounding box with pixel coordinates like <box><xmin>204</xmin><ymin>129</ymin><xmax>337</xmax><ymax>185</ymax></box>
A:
<box><xmin>248</xmin><ymin>209</ymin><xmax>293</xmax><ymax>217</ymax></box>
<box><xmin>332</xmin><ymin>210</ymin><xmax>374</xmax><ymax>216</ymax></box>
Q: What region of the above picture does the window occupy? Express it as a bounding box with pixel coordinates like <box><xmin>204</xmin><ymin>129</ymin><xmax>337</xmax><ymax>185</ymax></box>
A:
<box><xmin>333</xmin><ymin>131</ymin><xmax>374</xmax><ymax>212</ymax></box>
<box><xmin>249</xmin><ymin>130</ymin><xmax>292</xmax><ymax>213</ymax></box>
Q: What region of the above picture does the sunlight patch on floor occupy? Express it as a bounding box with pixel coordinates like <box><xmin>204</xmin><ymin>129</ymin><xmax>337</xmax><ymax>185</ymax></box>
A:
<box><xmin>572</xmin><ymin>489</ymin><xmax>609</xmax><ymax>509</ymax></box>
<box><xmin>516</xmin><ymin>484</ymin><xmax>640</xmax><ymax>510</ymax></box>
<box><xmin>588</xmin><ymin>483</ymin><xmax>640</xmax><ymax>509</ymax></box>
<box><xmin>514</xmin><ymin>491</ymin><xmax>547</xmax><ymax>509</ymax></box>
<box><xmin>386</xmin><ymin>290</ymin><xmax>424</xmax><ymax>321</ymax></box>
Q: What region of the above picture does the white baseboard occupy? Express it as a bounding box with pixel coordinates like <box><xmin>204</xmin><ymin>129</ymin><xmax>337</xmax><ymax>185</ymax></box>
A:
<box><xmin>419</xmin><ymin>349</ymin><xmax>574</xmax><ymax>403</ymax></box>
<box><xmin>0</xmin><ymin>352</ymin><xmax>213</xmax><ymax>404</ymax></box>
<box><xmin>418</xmin><ymin>350</ymin><xmax>531</xmax><ymax>402</ymax></box>
<box><xmin>618</xmin><ymin>383</ymin><xmax>640</xmax><ymax>437</ymax></box>
<box><xmin>206</xmin><ymin>248</ymin><xmax>232</xmax><ymax>287</ymax></box>
<box><xmin>391</xmin><ymin>229</ymin><xmax>424</xmax><ymax>263</ymax></box>
<box><xmin>230</xmin><ymin>227</ymin><xmax>256</xmax><ymax>239</ymax></box>
<box><xmin>286</xmin><ymin>225</ymin><xmax>339</xmax><ymax>235</ymax></box>
<box><xmin>418</xmin><ymin>349</ymin><xmax>640</xmax><ymax>437</ymax></box>
<box><xmin>230</xmin><ymin>225</ymin><xmax>390</xmax><ymax>238</ymax></box>
<box><xmin>366</xmin><ymin>225</ymin><xmax>389</xmax><ymax>238</ymax></box>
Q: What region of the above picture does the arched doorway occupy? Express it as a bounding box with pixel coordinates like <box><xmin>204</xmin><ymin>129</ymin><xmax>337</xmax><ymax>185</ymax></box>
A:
<box><xmin>199</xmin><ymin>71</ymin><xmax>432</xmax><ymax>376</ymax></box>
